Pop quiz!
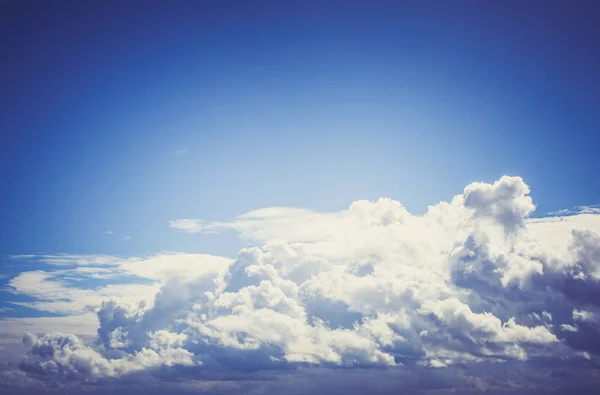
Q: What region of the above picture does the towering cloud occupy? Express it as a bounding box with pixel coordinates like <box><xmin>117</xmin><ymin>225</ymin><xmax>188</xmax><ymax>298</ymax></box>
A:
<box><xmin>8</xmin><ymin>176</ymin><xmax>600</xmax><ymax>390</ymax></box>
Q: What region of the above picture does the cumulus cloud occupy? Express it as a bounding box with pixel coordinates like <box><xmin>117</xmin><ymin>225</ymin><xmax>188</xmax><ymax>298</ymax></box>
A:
<box><xmin>19</xmin><ymin>331</ymin><xmax>194</xmax><ymax>379</ymax></box>
<box><xmin>4</xmin><ymin>176</ymin><xmax>600</xmax><ymax>392</ymax></box>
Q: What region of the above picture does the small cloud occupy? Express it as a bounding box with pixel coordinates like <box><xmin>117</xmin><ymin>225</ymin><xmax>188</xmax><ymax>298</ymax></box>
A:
<box><xmin>560</xmin><ymin>324</ymin><xmax>578</xmax><ymax>332</ymax></box>
<box><xmin>169</xmin><ymin>149</ymin><xmax>188</xmax><ymax>157</ymax></box>
<box><xmin>548</xmin><ymin>204</ymin><xmax>600</xmax><ymax>216</ymax></box>
<box><xmin>100</xmin><ymin>229</ymin><xmax>131</xmax><ymax>241</ymax></box>
<box><xmin>578</xmin><ymin>351</ymin><xmax>592</xmax><ymax>360</ymax></box>
<box><xmin>9</xmin><ymin>254</ymin><xmax>123</xmax><ymax>266</ymax></box>
<box><xmin>170</xmin><ymin>219</ymin><xmax>204</xmax><ymax>233</ymax></box>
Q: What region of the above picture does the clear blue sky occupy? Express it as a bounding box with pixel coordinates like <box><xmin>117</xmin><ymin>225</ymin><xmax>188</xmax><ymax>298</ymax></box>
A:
<box><xmin>1</xmin><ymin>0</ymin><xmax>599</xmax><ymax>259</ymax></box>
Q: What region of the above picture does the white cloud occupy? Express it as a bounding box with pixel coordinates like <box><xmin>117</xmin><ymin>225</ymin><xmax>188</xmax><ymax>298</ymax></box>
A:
<box><xmin>99</xmin><ymin>230</ymin><xmax>133</xmax><ymax>241</ymax></box>
<box><xmin>4</xmin><ymin>253</ymin><xmax>232</xmax><ymax>317</ymax></box>
<box><xmin>10</xmin><ymin>254</ymin><xmax>127</xmax><ymax>266</ymax></box>
<box><xmin>573</xmin><ymin>309</ymin><xmax>600</xmax><ymax>325</ymax></box>
<box><xmin>19</xmin><ymin>331</ymin><xmax>195</xmax><ymax>379</ymax></box>
<box><xmin>548</xmin><ymin>205</ymin><xmax>600</xmax><ymax>216</ymax></box>
<box><xmin>5</xmin><ymin>176</ymin><xmax>600</xmax><ymax>385</ymax></box>
<box><xmin>6</xmin><ymin>270</ymin><xmax>160</xmax><ymax>315</ymax></box>
<box><xmin>1</xmin><ymin>314</ymin><xmax>98</xmax><ymax>340</ymax></box>
<box><xmin>170</xmin><ymin>219</ymin><xmax>205</xmax><ymax>233</ymax></box>
<box><xmin>560</xmin><ymin>324</ymin><xmax>578</xmax><ymax>332</ymax></box>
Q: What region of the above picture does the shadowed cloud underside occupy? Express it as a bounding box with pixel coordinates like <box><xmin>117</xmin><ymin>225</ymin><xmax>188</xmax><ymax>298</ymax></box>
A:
<box><xmin>2</xmin><ymin>176</ymin><xmax>600</xmax><ymax>393</ymax></box>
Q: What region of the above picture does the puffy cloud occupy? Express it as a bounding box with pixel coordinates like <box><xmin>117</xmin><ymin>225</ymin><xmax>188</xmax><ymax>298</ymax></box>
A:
<box><xmin>463</xmin><ymin>176</ymin><xmax>535</xmax><ymax>233</ymax></box>
<box><xmin>19</xmin><ymin>331</ymin><xmax>194</xmax><ymax>379</ymax></box>
<box><xmin>561</xmin><ymin>324</ymin><xmax>578</xmax><ymax>332</ymax></box>
<box><xmin>573</xmin><ymin>309</ymin><xmax>600</xmax><ymax>325</ymax></box>
<box><xmin>4</xmin><ymin>176</ymin><xmax>600</xmax><ymax>391</ymax></box>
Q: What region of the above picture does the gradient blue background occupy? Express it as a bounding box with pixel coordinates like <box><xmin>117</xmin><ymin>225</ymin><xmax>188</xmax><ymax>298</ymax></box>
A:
<box><xmin>1</xmin><ymin>0</ymin><xmax>599</xmax><ymax>261</ymax></box>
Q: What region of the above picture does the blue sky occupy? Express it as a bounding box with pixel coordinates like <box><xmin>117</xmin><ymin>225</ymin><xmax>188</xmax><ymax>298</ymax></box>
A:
<box><xmin>1</xmin><ymin>1</ymin><xmax>600</xmax><ymax>394</ymax></box>
<box><xmin>2</xmin><ymin>1</ymin><xmax>599</xmax><ymax>258</ymax></box>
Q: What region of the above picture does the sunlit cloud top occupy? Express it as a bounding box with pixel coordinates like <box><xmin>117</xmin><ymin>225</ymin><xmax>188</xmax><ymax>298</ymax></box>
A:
<box><xmin>1</xmin><ymin>1</ymin><xmax>600</xmax><ymax>394</ymax></box>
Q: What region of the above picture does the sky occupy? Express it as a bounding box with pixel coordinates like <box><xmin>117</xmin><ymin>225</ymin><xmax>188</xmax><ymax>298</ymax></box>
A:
<box><xmin>1</xmin><ymin>1</ymin><xmax>600</xmax><ymax>394</ymax></box>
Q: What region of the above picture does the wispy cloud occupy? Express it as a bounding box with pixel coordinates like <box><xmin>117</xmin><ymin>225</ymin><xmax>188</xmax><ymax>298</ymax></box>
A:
<box><xmin>169</xmin><ymin>219</ymin><xmax>204</xmax><ymax>233</ymax></box>
<box><xmin>9</xmin><ymin>254</ymin><xmax>125</xmax><ymax>266</ymax></box>
<box><xmin>100</xmin><ymin>230</ymin><xmax>131</xmax><ymax>241</ymax></box>
<box><xmin>548</xmin><ymin>204</ymin><xmax>600</xmax><ymax>216</ymax></box>
<box><xmin>168</xmin><ymin>148</ymin><xmax>188</xmax><ymax>157</ymax></box>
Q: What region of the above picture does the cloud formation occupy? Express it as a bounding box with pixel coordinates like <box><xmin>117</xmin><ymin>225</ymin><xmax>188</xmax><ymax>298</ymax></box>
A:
<box><xmin>4</xmin><ymin>176</ymin><xmax>600</xmax><ymax>392</ymax></box>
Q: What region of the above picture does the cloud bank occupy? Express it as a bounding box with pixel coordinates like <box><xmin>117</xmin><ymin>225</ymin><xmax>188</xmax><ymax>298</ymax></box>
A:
<box><xmin>3</xmin><ymin>176</ymin><xmax>600</xmax><ymax>393</ymax></box>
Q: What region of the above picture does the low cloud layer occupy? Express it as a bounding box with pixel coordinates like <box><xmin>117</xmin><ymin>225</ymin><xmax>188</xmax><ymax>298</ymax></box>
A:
<box><xmin>3</xmin><ymin>176</ymin><xmax>600</xmax><ymax>393</ymax></box>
